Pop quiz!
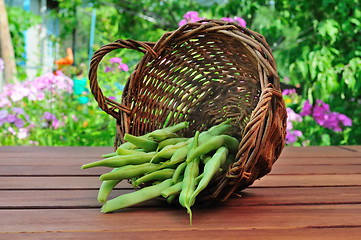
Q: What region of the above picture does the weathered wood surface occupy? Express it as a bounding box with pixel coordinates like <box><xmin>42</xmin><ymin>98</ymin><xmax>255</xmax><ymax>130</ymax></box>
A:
<box><xmin>0</xmin><ymin>145</ymin><xmax>360</xmax><ymax>239</ymax></box>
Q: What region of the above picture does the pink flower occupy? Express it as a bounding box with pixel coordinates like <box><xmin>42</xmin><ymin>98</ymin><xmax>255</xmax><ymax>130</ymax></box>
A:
<box><xmin>286</xmin><ymin>107</ymin><xmax>302</xmax><ymax>122</ymax></box>
<box><xmin>222</xmin><ymin>17</ymin><xmax>247</xmax><ymax>28</ymax></box>
<box><xmin>119</xmin><ymin>63</ymin><xmax>129</xmax><ymax>72</ymax></box>
<box><xmin>8</xmin><ymin>126</ymin><xmax>16</xmax><ymax>135</ymax></box>
<box><xmin>179</xmin><ymin>11</ymin><xmax>203</xmax><ymax>26</ymax></box>
<box><xmin>109</xmin><ymin>57</ymin><xmax>123</xmax><ymax>64</ymax></box>
<box><xmin>234</xmin><ymin>17</ymin><xmax>247</xmax><ymax>28</ymax></box>
<box><xmin>18</xmin><ymin>128</ymin><xmax>28</xmax><ymax>139</ymax></box>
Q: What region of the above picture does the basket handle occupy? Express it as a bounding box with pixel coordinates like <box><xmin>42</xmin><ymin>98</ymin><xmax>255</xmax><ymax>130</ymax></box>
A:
<box><xmin>88</xmin><ymin>39</ymin><xmax>157</xmax><ymax>120</ymax></box>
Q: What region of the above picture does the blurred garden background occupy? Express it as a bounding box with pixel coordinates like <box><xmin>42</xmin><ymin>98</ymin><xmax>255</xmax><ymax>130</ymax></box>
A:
<box><xmin>0</xmin><ymin>0</ymin><xmax>360</xmax><ymax>146</ymax></box>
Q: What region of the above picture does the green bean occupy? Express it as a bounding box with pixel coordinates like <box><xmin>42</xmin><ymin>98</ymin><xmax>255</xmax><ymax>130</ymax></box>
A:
<box><xmin>189</xmin><ymin>147</ymin><xmax>228</xmax><ymax>207</ymax></box>
<box><xmin>166</xmin><ymin>194</ymin><xmax>177</xmax><ymax>204</ymax></box>
<box><xmin>179</xmin><ymin>131</ymin><xmax>200</xmax><ymax>225</ymax></box>
<box><xmin>179</xmin><ymin>157</ymin><xmax>200</xmax><ymax>225</ymax></box>
<box><xmin>133</xmin><ymin>168</ymin><xmax>175</xmax><ymax>187</ymax></box>
<box><xmin>151</xmin><ymin>141</ymin><xmax>188</xmax><ymax>163</ymax></box>
<box><xmin>117</xmin><ymin>141</ymin><xmax>138</xmax><ymax>150</ymax></box>
<box><xmin>147</xmin><ymin>129</ymin><xmax>179</xmax><ymax>142</ymax></box>
<box><xmin>186</xmin><ymin>135</ymin><xmax>239</xmax><ymax>163</ymax></box>
<box><xmin>101</xmin><ymin>152</ymin><xmax>117</xmax><ymax>158</ymax></box>
<box><xmin>99</xmin><ymin>163</ymin><xmax>160</xmax><ymax>181</ymax></box>
<box><xmin>157</xmin><ymin>137</ymin><xmax>189</xmax><ymax>150</ymax></box>
<box><xmin>101</xmin><ymin>179</ymin><xmax>173</xmax><ymax>213</ymax></box>
<box><xmin>124</xmin><ymin>133</ymin><xmax>158</xmax><ymax>152</ymax></box>
<box><xmin>161</xmin><ymin>173</ymin><xmax>204</xmax><ymax>198</ymax></box>
<box><xmin>81</xmin><ymin>152</ymin><xmax>156</xmax><ymax>169</ymax></box>
<box><xmin>172</xmin><ymin>162</ymin><xmax>186</xmax><ymax>183</ymax></box>
<box><xmin>116</xmin><ymin>148</ymin><xmax>145</xmax><ymax>155</ymax></box>
<box><xmin>161</xmin><ymin>121</ymin><xmax>189</xmax><ymax>133</ymax></box>
<box><xmin>97</xmin><ymin>168</ymin><xmax>121</xmax><ymax>203</ymax></box>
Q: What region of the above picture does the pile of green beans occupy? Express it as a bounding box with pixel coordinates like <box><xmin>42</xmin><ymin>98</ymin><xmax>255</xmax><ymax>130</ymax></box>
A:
<box><xmin>81</xmin><ymin>120</ymin><xmax>239</xmax><ymax>225</ymax></box>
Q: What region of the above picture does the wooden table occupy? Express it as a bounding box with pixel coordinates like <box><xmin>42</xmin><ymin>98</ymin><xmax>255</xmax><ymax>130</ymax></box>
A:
<box><xmin>1</xmin><ymin>145</ymin><xmax>361</xmax><ymax>239</ymax></box>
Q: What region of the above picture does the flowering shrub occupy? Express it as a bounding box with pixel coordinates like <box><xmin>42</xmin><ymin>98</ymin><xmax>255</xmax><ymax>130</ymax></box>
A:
<box><xmin>283</xmin><ymin>88</ymin><xmax>352</xmax><ymax>146</ymax></box>
<box><xmin>179</xmin><ymin>11</ymin><xmax>246</xmax><ymax>28</ymax></box>
<box><xmin>0</xmin><ymin>70</ymin><xmax>118</xmax><ymax>146</ymax></box>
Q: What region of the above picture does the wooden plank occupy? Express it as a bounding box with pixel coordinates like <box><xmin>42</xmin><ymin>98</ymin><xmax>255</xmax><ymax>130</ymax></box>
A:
<box><xmin>0</xmin><ymin>176</ymin><xmax>130</xmax><ymax>190</ymax></box>
<box><xmin>0</xmin><ymin>146</ymin><xmax>113</xmax><ymax>158</ymax></box>
<box><xmin>1</xmin><ymin>187</ymin><xmax>361</xmax><ymax>208</ymax></box>
<box><xmin>276</xmin><ymin>157</ymin><xmax>361</xmax><ymax>165</ymax></box>
<box><xmin>270</xmin><ymin>164</ymin><xmax>361</xmax><ymax>175</ymax></box>
<box><xmin>1</xmin><ymin>163</ymin><xmax>360</xmax><ymax>176</ymax></box>
<box><xmin>252</xmin><ymin>174</ymin><xmax>361</xmax><ymax>187</ymax></box>
<box><xmin>0</xmin><ymin>156</ymin><xmax>102</xmax><ymax>166</ymax></box>
<box><xmin>339</xmin><ymin>145</ymin><xmax>361</xmax><ymax>152</ymax></box>
<box><xmin>280</xmin><ymin>146</ymin><xmax>361</xmax><ymax>158</ymax></box>
<box><xmin>0</xmin><ymin>165</ymin><xmax>109</xmax><ymax>176</ymax></box>
<box><xmin>1</xmin><ymin>173</ymin><xmax>361</xmax><ymax>190</ymax></box>
<box><xmin>1</xmin><ymin>205</ymin><xmax>361</xmax><ymax>232</ymax></box>
<box><xmin>2</xmin><ymin>227</ymin><xmax>361</xmax><ymax>240</ymax></box>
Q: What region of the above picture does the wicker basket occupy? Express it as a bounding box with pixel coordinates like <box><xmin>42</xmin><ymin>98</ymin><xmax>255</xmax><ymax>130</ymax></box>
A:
<box><xmin>89</xmin><ymin>19</ymin><xmax>287</xmax><ymax>202</ymax></box>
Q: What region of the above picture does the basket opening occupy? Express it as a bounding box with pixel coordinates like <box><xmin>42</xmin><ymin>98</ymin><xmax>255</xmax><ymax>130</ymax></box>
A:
<box><xmin>125</xmin><ymin>31</ymin><xmax>262</xmax><ymax>140</ymax></box>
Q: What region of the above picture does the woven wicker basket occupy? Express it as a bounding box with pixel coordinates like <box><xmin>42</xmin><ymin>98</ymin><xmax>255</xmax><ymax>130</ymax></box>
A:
<box><xmin>89</xmin><ymin>19</ymin><xmax>287</xmax><ymax>202</ymax></box>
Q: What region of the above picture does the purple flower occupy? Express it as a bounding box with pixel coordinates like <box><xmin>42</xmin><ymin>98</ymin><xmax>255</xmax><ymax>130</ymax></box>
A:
<box><xmin>0</xmin><ymin>109</ymin><xmax>8</xmax><ymax>119</ymax></box>
<box><xmin>12</xmin><ymin>107</ymin><xmax>25</xmax><ymax>115</ymax></box>
<box><xmin>0</xmin><ymin>109</ymin><xmax>8</xmax><ymax>126</ymax></box>
<box><xmin>42</xmin><ymin>111</ymin><xmax>55</xmax><ymax>121</ymax></box>
<box><xmin>7</xmin><ymin>114</ymin><xmax>17</xmax><ymax>123</ymax></box>
<box><xmin>286</xmin><ymin>129</ymin><xmax>302</xmax><ymax>144</ymax></box>
<box><xmin>104</xmin><ymin>66</ymin><xmax>112</xmax><ymax>73</ymax></box>
<box><xmin>300</xmin><ymin>100</ymin><xmax>312</xmax><ymax>116</ymax></box>
<box><xmin>338</xmin><ymin>113</ymin><xmax>352</xmax><ymax>126</ymax></box>
<box><xmin>14</xmin><ymin>118</ymin><xmax>24</xmax><ymax>128</ymax></box>
<box><xmin>41</xmin><ymin>111</ymin><xmax>60</xmax><ymax>129</ymax></box>
<box><xmin>282</xmin><ymin>88</ymin><xmax>296</xmax><ymax>96</ymax></box>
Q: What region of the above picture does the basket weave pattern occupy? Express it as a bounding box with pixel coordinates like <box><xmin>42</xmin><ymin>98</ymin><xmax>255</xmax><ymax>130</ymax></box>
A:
<box><xmin>89</xmin><ymin>19</ymin><xmax>287</xmax><ymax>201</ymax></box>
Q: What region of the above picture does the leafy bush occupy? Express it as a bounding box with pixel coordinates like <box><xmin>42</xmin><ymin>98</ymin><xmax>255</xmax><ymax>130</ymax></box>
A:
<box><xmin>0</xmin><ymin>58</ymin><xmax>130</xmax><ymax>146</ymax></box>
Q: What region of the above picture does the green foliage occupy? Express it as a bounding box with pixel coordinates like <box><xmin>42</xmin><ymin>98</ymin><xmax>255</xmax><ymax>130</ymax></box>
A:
<box><xmin>6</xmin><ymin>6</ymin><xmax>41</xmax><ymax>78</ymax></box>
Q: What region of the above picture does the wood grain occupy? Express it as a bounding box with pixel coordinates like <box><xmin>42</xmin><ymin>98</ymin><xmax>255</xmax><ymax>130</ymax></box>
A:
<box><xmin>0</xmin><ymin>146</ymin><xmax>360</xmax><ymax>238</ymax></box>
